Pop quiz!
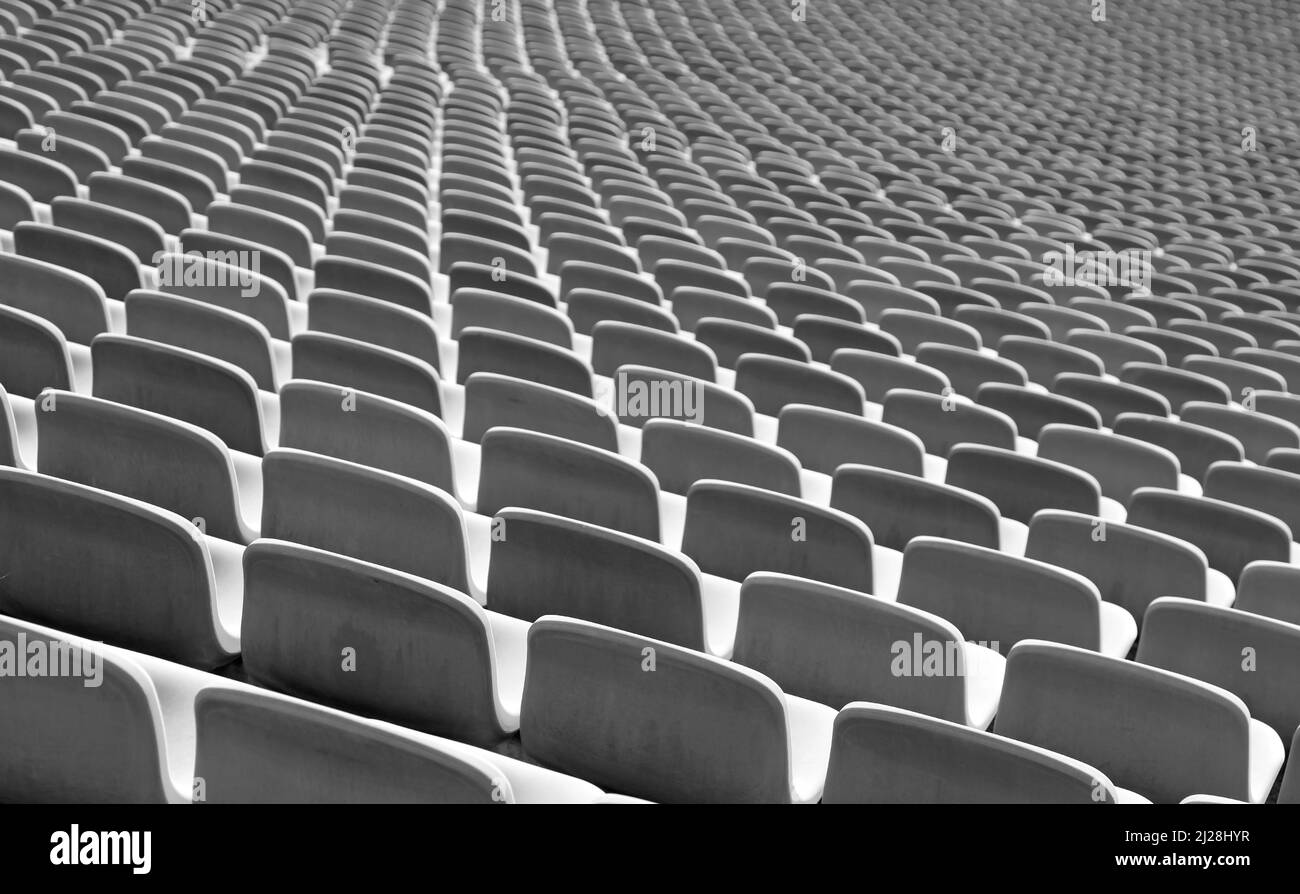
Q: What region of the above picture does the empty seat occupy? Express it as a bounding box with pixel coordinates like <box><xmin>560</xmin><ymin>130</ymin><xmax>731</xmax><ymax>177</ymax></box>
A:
<box><xmin>0</xmin><ymin>467</ymin><xmax>239</xmax><ymax>669</ymax></box>
<box><xmin>641</xmin><ymin>418</ymin><xmax>801</xmax><ymax>496</ymax></box>
<box><xmin>694</xmin><ymin>317</ymin><xmax>809</xmax><ymax>368</ymax></box>
<box><xmin>1119</xmin><ymin>362</ymin><xmax>1232</xmax><ymax>410</ymax></box>
<box><xmin>995</xmin><ymin>640</ymin><xmax>1283</xmax><ymax>803</ymax></box>
<box><xmin>0</xmin><ymin>304</ymin><xmax>80</xmax><ymax>397</ymax></box>
<box><xmin>1126</xmin><ymin>488</ymin><xmax>1291</xmax><ymax>584</ymax></box>
<box><xmin>947</xmin><ymin>444</ymin><xmax>1112</xmax><ymax>524</ymax></box>
<box><xmin>916</xmin><ymin>344</ymin><xmax>1027</xmax><ymax>395</ymax></box>
<box><xmin>519</xmin><ymin>616</ymin><xmax>835</xmax><ymax>803</ymax></box>
<box><xmin>1235</xmin><ymin>561</ymin><xmax>1300</xmax><ymax>626</ymax></box>
<box><xmin>36</xmin><ymin>389</ymin><xmax>256</xmax><ymax>544</ymax></box>
<box><xmin>882</xmin><ymin>390</ymin><xmax>1017</xmax><ymax>457</ymax></box>
<box><xmin>92</xmin><ymin>334</ymin><xmax>271</xmax><ymax>457</ymax></box>
<box><xmin>898</xmin><ymin>537</ymin><xmax>1136</xmax><ymax>657</ymax></box>
<box><xmin>291</xmin><ymin>332</ymin><xmax>442</xmax><ymax>417</ymax></box>
<box><xmin>278</xmin><ymin>380</ymin><xmax>455</xmax><ymax>493</ymax></box>
<box><xmin>611</xmin><ymin>365</ymin><xmax>754</xmax><ymax>436</ymax></box>
<box><xmin>241</xmin><ymin>539</ymin><xmax>524</xmax><ymax>747</ymax></box>
<box><xmin>456</xmin><ymin>328</ymin><xmax>592</xmax><ymax>398</ymax></box>
<box><xmin>682</xmin><ymin>479</ymin><xmax>900</xmax><ymax>598</ymax></box>
<box><xmin>0</xmin><ymin>252</ymin><xmax>111</xmax><ymax>346</ymax></box>
<box><xmin>1025</xmin><ymin>509</ymin><xmax>1233</xmax><ymax>628</ymax></box>
<box><xmin>822</xmin><ymin>703</ymin><xmax>1139</xmax><ymax>803</ymax></box>
<box><xmin>734</xmin><ymin>354</ymin><xmax>864</xmax><ymax>417</ymax></box>
<box><xmin>1180</xmin><ymin>402</ymin><xmax>1300</xmax><ymax>464</ymax></box>
<box><xmin>832</xmin><ymin>351</ymin><xmax>950</xmax><ymax>402</ymax></box>
<box><xmin>193</xmin><ymin>684</ymin><xmax>601</xmax><ymax>804</ymax></box>
<box><xmin>777</xmin><ymin>405</ymin><xmax>926</xmax><ymax>477</ymax></box>
<box><xmin>306</xmin><ymin>289</ymin><xmax>442</xmax><ymax>372</ymax></box>
<box><xmin>1112</xmin><ymin>413</ymin><xmax>1244</xmax><ymax>482</ymax></box>
<box><xmin>486</xmin><ymin>507</ymin><xmax>727</xmax><ymax>655</ymax></box>
<box><xmin>477</xmin><ymin>427</ymin><xmax>659</xmax><ymax>540</ymax></box>
<box><xmin>1138</xmin><ymin>597</ymin><xmax>1300</xmax><ymax>740</ymax></box>
<box><xmin>260</xmin><ymin>448</ymin><xmax>473</xmax><ymax>597</ymax></box>
<box><xmin>1203</xmin><ymin>462</ymin><xmax>1300</xmax><ymax>544</ymax></box>
<box><xmin>1036</xmin><ymin>424</ymin><xmax>1182</xmax><ymax>504</ymax></box>
<box><xmin>1054</xmin><ymin>373</ymin><xmax>1171</xmax><ymax>427</ymax></box>
<box><xmin>734</xmin><ymin>573</ymin><xmax>1005</xmax><ymax>729</ymax></box>
<box><xmin>832</xmin><ymin>465</ymin><xmax>1008</xmax><ymax>552</ymax></box>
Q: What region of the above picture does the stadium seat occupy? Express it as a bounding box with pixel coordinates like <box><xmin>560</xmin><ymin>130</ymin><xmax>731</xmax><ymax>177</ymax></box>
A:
<box><xmin>519</xmin><ymin>616</ymin><xmax>835</xmax><ymax>804</ymax></box>
<box><xmin>995</xmin><ymin>640</ymin><xmax>1283</xmax><ymax>803</ymax></box>
<box><xmin>822</xmin><ymin>704</ymin><xmax>1143</xmax><ymax>804</ymax></box>
<box><xmin>733</xmin><ymin>573</ymin><xmax>1005</xmax><ymax>729</ymax></box>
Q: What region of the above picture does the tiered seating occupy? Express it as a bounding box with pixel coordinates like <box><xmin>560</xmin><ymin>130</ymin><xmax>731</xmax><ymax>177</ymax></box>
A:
<box><xmin>2</xmin><ymin>0</ymin><xmax>1300</xmax><ymax>804</ymax></box>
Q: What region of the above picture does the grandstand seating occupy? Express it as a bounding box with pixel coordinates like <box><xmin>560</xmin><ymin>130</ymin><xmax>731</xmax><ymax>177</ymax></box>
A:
<box><xmin>1</xmin><ymin>0</ymin><xmax>1299</xmax><ymax>805</ymax></box>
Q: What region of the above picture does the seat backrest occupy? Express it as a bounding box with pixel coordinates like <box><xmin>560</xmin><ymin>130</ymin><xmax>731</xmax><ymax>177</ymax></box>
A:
<box><xmin>997</xmin><ymin>336</ymin><xmax>1105</xmax><ymax>387</ymax></box>
<box><xmin>832</xmin><ymin>351</ymin><xmax>950</xmax><ymax>403</ymax></box>
<box><xmin>14</xmin><ymin>222</ymin><xmax>141</xmax><ymax>304</ymax></box>
<box><xmin>455</xmin><ymin>327</ymin><xmax>592</xmax><ymax>398</ymax></box>
<box><xmin>193</xmin><ymin>687</ymin><xmax>504</xmax><ymax>803</ymax></box>
<box><xmin>306</xmin><ymin>288</ymin><xmax>441</xmax><ymax>371</ymax></box>
<box><xmin>1235</xmin><ymin>561</ymin><xmax>1300</xmax><ymax>627</ymax></box>
<box><xmin>462</xmin><ymin>372</ymin><xmax>618</xmax><ymax>450</ymax></box>
<box><xmin>1037</xmin><ymin>424</ymin><xmax>1180</xmax><ymax>504</ymax></box>
<box><xmin>1054</xmin><ymin>373</ymin><xmax>1170</xmax><ymax>427</ymax></box>
<box><xmin>882</xmin><ymin>389</ymin><xmax>1016</xmax><ymax>456</ymax></box>
<box><xmin>477</xmin><ymin>427</ymin><xmax>660</xmax><ymax>541</ymax></box>
<box><xmin>0</xmin><ymin>617</ymin><xmax>172</xmax><ymax>803</ymax></box>
<box><xmin>125</xmin><ymin>290</ymin><xmax>278</xmax><ymax>391</ymax></box>
<box><xmin>946</xmin><ymin>444</ymin><xmax>1102</xmax><ymax>523</ymax></box>
<box><xmin>36</xmin><ymin>389</ymin><xmax>247</xmax><ymax>543</ymax></box>
<box><xmin>278</xmin><ymin>379</ymin><xmax>455</xmax><ymax>492</ymax></box>
<box><xmin>291</xmin><ymin>331</ymin><xmax>442</xmax><ymax>416</ymax></box>
<box><xmin>91</xmin><ymin>334</ymin><xmax>268</xmax><ymax>456</ymax></box>
<box><xmin>823</xmin><ymin>703</ymin><xmax>1124</xmax><ymax>804</ymax></box>
<box><xmin>613</xmin><ymin>364</ymin><xmax>753</xmax><ymax>435</ymax></box>
<box><xmin>641</xmin><ymin>418</ymin><xmax>801</xmax><ymax>496</ymax></box>
<box><xmin>154</xmin><ymin>249</ymin><xmax>291</xmax><ymax>340</ymax></box>
<box><xmin>487</xmin><ymin>507</ymin><xmax>705</xmax><ymax>650</ymax></box>
<box><xmin>832</xmin><ymin>464</ymin><xmax>1002</xmax><ymax>551</ymax></box>
<box><xmin>917</xmin><ymin>344</ymin><xmax>1027</xmax><ymax>397</ymax></box>
<box><xmin>590</xmin><ymin>321</ymin><xmax>715</xmax><ymax>380</ymax></box>
<box><xmin>241</xmin><ymin>540</ymin><xmax>507</xmax><ymax>746</ymax></box>
<box><xmin>1126</xmin><ymin>487</ymin><xmax>1291</xmax><ymax>583</ymax></box>
<box><xmin>313</xmin><ymin>254</ymin><xmax>434</xmax><ymax>316</ymax></box>
<box><xmin>0</xmin><ymin>303</ymin><xmax>75</xmax><ymax>397</ymax></box>
<box><xmin>1025</xmin><ymin>510</ymin><xmax>1208</xmax><ymax>624</ymax></box>
<box><xmin>898</xmin><ymin>537</ymin><xmax>1102</xmax><ymax>653</ymax></box>
<box><xmin>260</xmin><ymin>448</ymin><xmax>470</xmax><ymax>593</ymax></box>
<box><xmin>734</xmin><ymin>573</ymin><xmax>973</xmax><ymax>723</ymax></box>
<box><xmin>0</xmin><ymin>251</ymin><xmax>110</xmax><ymax>344</ymax></box>
<box><xmin>0</xmin><ymin>467</ymin><xmax>233</xmax><ymax>667</ymax></box>
<box><xmin>1182</xmin><ymin>402</ymin><xmax>1300</xmax><ymax>464</ymax></box>
<box><xmin>694</xmin><ymin>317</ymin><xmax>809</xmax><ymax>368</ymax></box>
<box><xmin>777</xmin><ymin>405</ymin><xmax>924</xmax><ymax>477</ymax></box>
<box><xmin>734</xmin><ymin>353</ymin><xmax>864</xmax><ymax>417</ymax></box>
<box><xmin>976</xmin><ymin>384</ymin><xmax>1101</xmax><ymax>439</ymax></box>
<box><xmin>1113</xmin><ymin>413</ymin><xmax>1243</xmax><ymax>482</ymax></box>
<box><xmin>995</xmin><ymin>640</ymin><xmax>1253</xmax><ymax>803</ymax></box>
<box><xmin>520</xmin><ymin>616</ymin><xmax>793</xmax><ymax>803</ymax></box>
<box><xmin>683</xmin><ymin>479</ymin><xmax>876</xmax><ymax>592</ymax></box>
<box><xmin>451</xmin><ymin>288</ymin><xmax>573</xmax><ymax>349</ymax></box>
<box><xmin>1204</xmin><ymin>462</ymin><xmax>1300</xmax><ymax>540</ymax></box>
<box><xmin>1138</xmin><ymin>597</ymin><xmax>1300</xmax><ymax>739</ymax></box>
